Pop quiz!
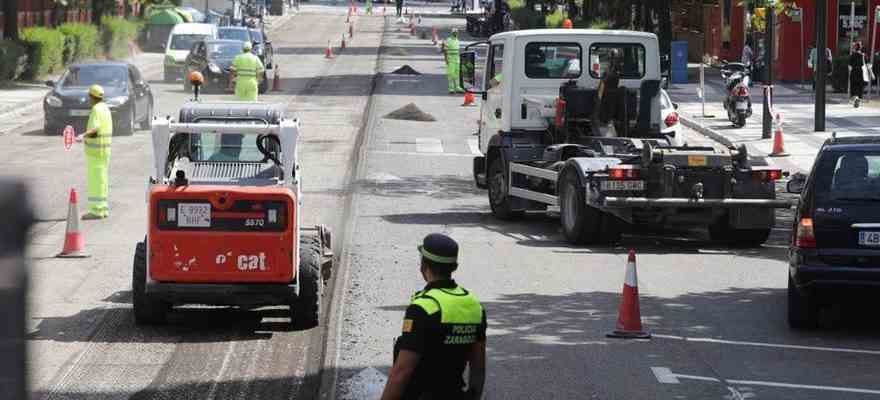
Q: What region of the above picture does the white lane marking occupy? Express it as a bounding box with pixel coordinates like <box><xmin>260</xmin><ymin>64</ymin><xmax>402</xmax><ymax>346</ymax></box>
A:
<box><xmin>415</xmin><ymin>138</ymin><xmax>443</xmax><ymax>153</ymax></box>
<box><xmin>654</xmin><ymin>334</ymin><xmax>880</xmax><ymax>356</ymax></box>
<box><xmin>207</xmin><ymin>342</ymin><xmax>237</xmax><ymax>400</ymax></box>
<box><xmin>652</xmin><ymin>366</ymin><xmax>880</xmax><ymax>395</ymax></box>
<box><xmin>369</xmin><ymin>150</ymin><xmax>473</xmax><ymax>158</ymax></box>
<box><xmin>467</xmin><ymin>136</ymin><xmax>482</xmax><ymax>156</ymax></box>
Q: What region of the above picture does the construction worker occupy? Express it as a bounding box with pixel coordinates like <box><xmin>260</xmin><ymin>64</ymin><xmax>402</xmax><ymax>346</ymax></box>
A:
<box><xmin>380</xmin><ymin>233</ymin><xmax>487</xmax><ymax>400</ymax></box>
<box><xmin>76</xmin><ymin>85</ymin><xmax>112</xmax><ymax>219</ymax></box>
<box><xmin>443</xmin><ymin>28</ymin><xmax>464</xmax><ymax>94</ymax></box>
<box><xmin>231</xmin><ymin>41</ymin><xmax>265</xmax><ymax>101</ymax></box>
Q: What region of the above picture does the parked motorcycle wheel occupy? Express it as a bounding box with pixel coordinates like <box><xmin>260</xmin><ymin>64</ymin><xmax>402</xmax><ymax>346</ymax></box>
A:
<box><xmin>734</xmin><ymin>114</ymin><xmax>747</xmax><ymax>128</ymax></box>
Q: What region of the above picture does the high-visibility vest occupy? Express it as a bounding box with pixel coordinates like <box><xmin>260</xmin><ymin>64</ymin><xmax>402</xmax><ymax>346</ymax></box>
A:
<box><xmin>445</xmin><ymin>37</ymin><xmax>460</xmax><ymax>63</ymax></box>
<box><xmin>410</xmin><ymin>285</ymin><xmax>483</xmax><ymax>345</ymax></box>
<box><xmin>85</xmin><ymin>102</ymin><xmax>112</xmax><ymax>158</ymax></box>
<box><xmin>233</xmin><ymin>52</ymin><xmax>264</xmax><ymax>79</ymax></box>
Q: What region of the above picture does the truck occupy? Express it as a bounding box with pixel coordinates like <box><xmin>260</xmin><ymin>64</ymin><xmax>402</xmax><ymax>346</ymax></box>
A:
<box><xmin>132</xmin><ymin>90</ymin><xmax>331</xmax><ymax>329</ymax></box>
<box><xmin>460</xmin><ymin>29</ymin><xmax>793</xmax><ymax>246</ymax></box>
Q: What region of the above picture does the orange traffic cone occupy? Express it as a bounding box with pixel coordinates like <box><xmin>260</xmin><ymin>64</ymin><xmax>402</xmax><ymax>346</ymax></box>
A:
<box><xmin>769</xmin><ymin>113</ymin><xmax>788</xmax><ymax>157</ymax></box>
<box><xmin>57</xmin><ymin>188</ymin><xmax>89</xmax><ymax>258</ymax></box>
<box><xmin>607</xmin><ymin>250</ymin><xmax>649</xmax><ymax>339</ymax></box>
<box><xmin>462</xmin><ymin>92</ymin><xmax>475</xmax><ymax>106</ymax></box>
<box><xmin>272</xmin><ymin>66</ymin><xmax>281</xmax><ymax>92</ymax></box>
<box><xmin>432</xmin><ymin>26</ymin><xmax>438</xmax><ymax>45</ymax></box>
<box><xmin>325</xmin><ymin>41</ymin><xmax>334</xmax><ymax>59</ymax></box>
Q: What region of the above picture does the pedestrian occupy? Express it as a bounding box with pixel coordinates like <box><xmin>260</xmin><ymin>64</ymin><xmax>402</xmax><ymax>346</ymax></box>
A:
<box><xmin>380</xmin><ymin>233</ymin><xmax>487</xmax><ymax>400</ymax></box>
<box><xmin>443</xmin><ymin>28</ymin><xmax>465</xmax><ymax>94</ymax></box>
<box><xmin>76</xmin><ymin>85</ymin><xmax>112</xmax><ymax>220</ymax></box>
<box><xmin>231</xmin><ymin>41</ymin><xmax>265</xmax><ymax>102</ymax></box>
<box><xmin>849</xmin><ymin>41</ymin><xmax>868</xmax><ymax>108</ymax></box>
<box><xmin>396</xmin><ymin>0</ymin><xmax>403</xmax><ymax>17</ymax></box>
<box><xmin>809</xmin><ymin>45</ymin><xmax>833</xmax><ymax>90</ymax></box>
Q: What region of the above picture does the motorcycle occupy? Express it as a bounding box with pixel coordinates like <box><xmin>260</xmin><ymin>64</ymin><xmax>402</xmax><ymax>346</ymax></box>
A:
<box><xmin>720</xmin><ymin>62</ymin><xmax>753</xmax><ymax>128</ymax></box>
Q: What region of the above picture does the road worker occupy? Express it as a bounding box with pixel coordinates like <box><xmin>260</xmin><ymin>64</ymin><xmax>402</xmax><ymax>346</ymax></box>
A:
<box><xmin>76</xmin><ymin>85</ymin><xmax>113</xmax><ymax>219</ymax></box>
<box><xmin>442</xmin><ymin>28</ymin><xmax>465</xmax><ymax>94</ymax></box>
<box><xmin>380</xmin><ymin>233</ymin><xmax>487</xmax><ymax>400</ymax></box>
<box><xmin>231</xmin><ymin>41</ymin><xmax>265</xmax><ymax>101</ymax></box>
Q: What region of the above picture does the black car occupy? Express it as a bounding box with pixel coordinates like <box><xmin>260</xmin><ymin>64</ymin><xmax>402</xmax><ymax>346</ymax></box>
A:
<box><xmin>43</xmin><ymin>62</ymin><xmax>154</xmax><ymax>136</ymax></box>
<box><xmin>787</xmin><ymin>135</ymin><xmax>880</xmax><ymax>328</ymax></box>
<box><xmin>184</xmin><ymin>39</ymin><xmax>242</xmax><ymax>93</ymax></box>
<box><xmin>218</xmin><ymin>26</ymin><xmax>253</xmax><ymax>44</ymax></box>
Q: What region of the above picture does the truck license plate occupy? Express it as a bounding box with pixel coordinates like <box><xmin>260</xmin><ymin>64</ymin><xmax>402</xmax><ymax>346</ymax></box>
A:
<box><xmin>69</xmin><ymin>109</ymin><xmax>90</xmax><ymax>117</ymax></box>
<box><xmin>736</xmin><ymin>102</ymin><xmax>748</xmax><ymax>110</ymax></box>
<box><xmin>178</xmin><ymin>203</ymin><xmax>211</xmax><ymax>228</ymax></box>
<box><xmin>858</xmin><ymin>231</ymin><xmax>880</xmax><ymax>246</ymax></box>
<box><xmin>601</xmin><ymin>180</ymin><xmax>645</xmax><ymax>191</ymax></box>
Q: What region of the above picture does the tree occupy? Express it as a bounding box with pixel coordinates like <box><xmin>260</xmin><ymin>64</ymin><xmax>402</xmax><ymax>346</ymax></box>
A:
<box><xmin>2</xmin><ymin>0</ymin><xmax>17</xmax><ymax>40</ymax></box>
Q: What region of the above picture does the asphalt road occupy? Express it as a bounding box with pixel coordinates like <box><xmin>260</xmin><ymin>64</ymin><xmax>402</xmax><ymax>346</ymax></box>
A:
<box><xmin>5</xmin><ymin>6</ymin><xmax>880</xmax><ymax>400</ymax></box>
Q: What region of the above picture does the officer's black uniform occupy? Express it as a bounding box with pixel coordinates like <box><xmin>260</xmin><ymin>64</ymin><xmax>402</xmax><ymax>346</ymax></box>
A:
<box><xmin>393</xmin><ymin>234</ymin><xmax>487</xmax><ymax>400</ymax></box>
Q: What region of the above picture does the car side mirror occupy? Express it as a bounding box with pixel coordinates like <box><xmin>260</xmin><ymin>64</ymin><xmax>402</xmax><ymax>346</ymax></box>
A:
<box><xmin>786</xmin><ymin>173</ymin><xmax>807</xmax><ymax>194</ymax></box>
<box><xmin>673</xmin><ymin>102</ymin><xmax>679</xmax><ymax>110</ymax></box>
<box><xmin>459</xmin><ymin>51</ymin><xmax>484</xmax><ymax>94</ymax></box>
<box><xmin>45</xmin><ymin>80</ymin><xmax>55</xmax><ymax>87</ymax></box>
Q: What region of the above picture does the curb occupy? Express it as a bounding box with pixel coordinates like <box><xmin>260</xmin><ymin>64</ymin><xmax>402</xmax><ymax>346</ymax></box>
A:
<box><xmin>679</xmin><ymin>114</ymin><xmax>737</xmax><ymax>149</ymax></box>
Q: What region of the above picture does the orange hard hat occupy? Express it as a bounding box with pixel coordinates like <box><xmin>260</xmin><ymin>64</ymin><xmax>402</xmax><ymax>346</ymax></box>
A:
<box><xmin>562</xmin><ymin>19</ymin><xmax>573</xmax><ymax>29</ymax></box>
<box><xmin>188</xmin><ymin>71</ymin><xmax>204</xmax><ymax>86</ymax></box>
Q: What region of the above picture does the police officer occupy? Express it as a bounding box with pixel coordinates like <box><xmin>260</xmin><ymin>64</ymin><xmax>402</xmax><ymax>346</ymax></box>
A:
<box><xmin>380</xmin><ymin>233</ymin><xmax>487</xmax><ymax>400</ymax></box>
<box><xmin>443</xmin><ymin>29</ymin><xmax>464</xmax><ymax>94</ymax></box>
<box><xmin>231</xmin><ymin>41</ymin><xmax>265</xmax><ymax>101</ymax></box>
<box><xmin>76</xmin><ymin>85</ymin><xmax>112</xmax><ymax>220</ymax></box>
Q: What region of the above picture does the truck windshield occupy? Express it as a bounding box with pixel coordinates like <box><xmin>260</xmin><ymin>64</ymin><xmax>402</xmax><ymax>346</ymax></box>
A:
<box><xmin>170</xmin><ymin>34</ymin><xmax>209</xmax><ymax>50</ymax></box>
<box><xmin>187</xmin><ymin>119</ymin><xmax>273</xmax><ymax>162</ymax></box>
<box><xmin>589</xmin><ymin>43</ymin><xmax>646</xmax><ymax>79</ymax></box>
<box><xmin>524</xmin><ymin>43</ymin><xmax>582</xmax><ymax>79</ymax></box>
<box><xmin>814</xmin><ymin>151</ymin><xmax>880</xmax><ymax>202</ymax></box>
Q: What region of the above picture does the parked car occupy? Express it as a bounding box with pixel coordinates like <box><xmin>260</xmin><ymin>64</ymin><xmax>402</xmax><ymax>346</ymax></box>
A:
<box><xmin>44</xmin><ymin>62</ymin><xmax>154</xmax><ymax>137</ymax></box>
<box><xmin>659</xmin><ymin>88</ymin><xmax>683</xmax><ymax>146</ymax></box>
<box><xmin>184</xmin><ymin>39</ymin><xmax>242</xmax><ymax>93</ymax></box>
<box><xmin>165</xmin><ymin>23</ymin><xmax>218</xmax><ymax>82</ymax></box>
<box><xmin>786</xmin><ymin>134</ymin><xmax>880</xmax><ymax>328</ymax></box>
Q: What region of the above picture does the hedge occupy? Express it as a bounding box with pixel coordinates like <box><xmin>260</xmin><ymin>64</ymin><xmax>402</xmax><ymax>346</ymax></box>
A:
<box><xmin>101</xmin><ymin>16</ymin><xmax>142</xmax><ymax>60</ymax></box>
<box><xmin>19</xmin><ymin>27</ymin><xmax>66</xmax><ymax>79</ymax></box>
<box><xmin>0</xmin><ymin>40</ymin><xmax>28</xmax><ymax>82</ymax></box>
<box><xmin>509</xmin><ymin>0</ymin><xmax>545</xmax><ymax>29</ymax></box>
<box><xmin>545</xmin><ymin>9</ymin><xmax>565</xmax><ymax>28</ymax></box>
<box><xmin>59</xmin><ymin>23</ymin><xmax>100</xmax><ymax>63</ymax></box>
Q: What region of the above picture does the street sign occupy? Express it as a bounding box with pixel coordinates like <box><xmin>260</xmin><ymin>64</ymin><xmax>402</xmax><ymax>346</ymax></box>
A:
<box><xmin>63</xmin><ymin>125</ymin><xmax>74</xmax><ymax>151</ymax></box>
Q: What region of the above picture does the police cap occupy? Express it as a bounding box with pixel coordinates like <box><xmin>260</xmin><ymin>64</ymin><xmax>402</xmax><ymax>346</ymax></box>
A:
<box><xmin>418</xmin><ymin>233</ymin><xmax>458</xmax><ymax>268</ymax></box>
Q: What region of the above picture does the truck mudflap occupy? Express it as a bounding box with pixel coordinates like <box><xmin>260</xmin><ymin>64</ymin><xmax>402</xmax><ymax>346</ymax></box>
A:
<box><xmin>602</xmin><ymin>197</ymin><xmax>795</xmax><ymax>208</ymax></box>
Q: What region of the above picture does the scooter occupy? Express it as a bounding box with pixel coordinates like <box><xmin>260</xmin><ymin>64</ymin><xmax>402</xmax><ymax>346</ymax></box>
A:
<box><xmin>720</xmin><ymin>62</ymin><xmax>752</xmax><ymax>128</ymax></box>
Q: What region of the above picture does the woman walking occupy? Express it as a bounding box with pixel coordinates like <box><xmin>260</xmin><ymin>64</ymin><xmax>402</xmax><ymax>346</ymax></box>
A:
<box><xmin>849</xmin><ymin>42</ymin><xmax>868</xmax><ymax>108</ymax></box>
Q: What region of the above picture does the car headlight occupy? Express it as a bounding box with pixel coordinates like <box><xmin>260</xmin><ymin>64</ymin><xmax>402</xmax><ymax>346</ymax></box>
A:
<box><xmin>105</xmin><ymin>96</ymin><xmax>129</xmax><ymax>107</ymax></box>
<box><xmin>208</xmin><ymin>63</ymin><xmax>222</xmax><ymax>74</ymax></box>
<box><xmin>45</xmin><ymin>95</ymin><xmax>62</xmax><ymax>107</ymax></box>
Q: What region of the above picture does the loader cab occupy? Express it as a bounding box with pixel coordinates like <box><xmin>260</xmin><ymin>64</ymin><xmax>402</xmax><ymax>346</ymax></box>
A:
<box><xmin>460</xmin><ymin>29</ymin><xmax>663</xmax><ymax>155</ymax></box>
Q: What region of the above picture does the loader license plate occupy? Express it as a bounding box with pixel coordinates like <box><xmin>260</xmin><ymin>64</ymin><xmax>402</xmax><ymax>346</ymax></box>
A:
<box><xmin>858</xmin><ymin>231</ymin><xmax>880</xmax><ymax>246</ymax></box>
<box><xmin>69</xmin><ymin>109</ymin><xmax>90</xmax><ymax>116</ymax></box>
<box><xmin>178</xmin><ymin>203</ymin><xmax>211</xmax><ymax>228</ymax></box>
<box><xmin>601</xmin><ymin>180</ymin><xmax>645</xmax><ymax>191</ymax></box>
<box><xmin>736</xmin><ymin>102</ymin><xmax>748</xmax><ymax>110</ymax></box>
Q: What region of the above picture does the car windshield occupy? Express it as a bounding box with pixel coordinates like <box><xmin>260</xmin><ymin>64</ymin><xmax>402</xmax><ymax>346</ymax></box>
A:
<box><xmin>249</xmin><ymin>30</ymin><xmax>264</xmax><ymax>42</ymax></box>
<box><xmin>59</xmin><ymin>65</ymin><xmax>128</xmax><ymax>88</ymax></box>
<box><xmin>814</xmin><ymin>150</ymin><xmax>880</xmax><ymax>202</ymax></box>
<box><xmin>187</xmin><ymin>120</ymin><xmax>273</xmax><ymax>163</ymax></box>
<box><xmin>219</xmin><ymin>29</ymin><xmax>251</xmax><ymax>42</ymax></box>
<box><xmin>207</xmin><ymin>43</ymin><xmax>240</xmax><ymax>59</ymax></box>
<box><xmin>170</xmin><ymin>34</ymin><xmax>210</xmax><ymax>50</ymax></box>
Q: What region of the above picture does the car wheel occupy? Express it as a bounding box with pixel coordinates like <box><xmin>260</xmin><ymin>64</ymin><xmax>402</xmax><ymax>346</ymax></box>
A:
<box><xmin>487</xmin><ymin>156</ymin><xmax>523</xmax><ymax>220</ymax></box>
<box><xmin>788</xmin><ymin>276</ymin><xmax>817</xmax><ymax>329</ymax></box>
<box><xmin>132</xmin><ymin>241</ymin><xmax>171</xmax><ymax>325</ymax></box>
<box><xmin>559</xmin><ymin>168</ymin><xmax>600</xmax><ymax>244</ymax></box>
<box><xmin>44</xmin><ymin>120</ymin><xmax>59</xmax><ymax>136</ymax></box>
<box><xmin>119</xmin><ymin>107</ymin><xmax>136</xmax><ymax>136</ymax></box>
<box><xmin>291</xmin><ymin>236</ymin><xmax>322</xmax><ymax>330</ymax></box>
<box><xmin>708</xmin><ymin>214</ymin><xmax>770</xmax><ymax>247</ymax></box>
<box><xmin>139</xmin><ymin>100</ymin><xmax>153</xmax><ymax>130</ymax></box>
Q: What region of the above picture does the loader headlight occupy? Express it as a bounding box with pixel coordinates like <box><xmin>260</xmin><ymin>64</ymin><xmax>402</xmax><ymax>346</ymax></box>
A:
<box><xmin>105</xmin><ymin>96</ymin><xmax>129</xmax><ymax>107</ymax></box>
<box><xmin>45</xmin><ymin>95</ymin><xmax>62</xmax><ymax>107</ymax></box>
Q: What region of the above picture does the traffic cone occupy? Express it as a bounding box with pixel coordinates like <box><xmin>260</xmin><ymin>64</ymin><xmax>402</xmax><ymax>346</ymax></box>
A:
<box><xmin>57</xmin><ymin>188</ymin><xmax>89</xmax><ymax>258</ymax></box>
<box><xmin>769</xmin><ymin>113</ymin><xmax>789</xmax><ymax>157</ymax></box>
<box><xmin>432</xmin><ymin>26</ymin><xmax>438</xmax><ymax>45</ymax></box>
<box><xmin>325</xmin><ymin>41</ymin><xmax>334</xmax><ymax>58</ymax></box>
<box><xmin>462</xmin><ymin>92</ymin><xmax>475</xmax><ymax>106</ymax></box>
<box><xmin>272</xmin><ymin>66</ymin><xmax>281</xmax><ymax>92</ymax></box>
<box><xmin>341</xmin><ymin>32</ymin><xmax>347</xmax><ymax>50</ymax></box>
<box><xmin>607</xmin><ymin>250</ymin><xmax>650</xmax><ymax>339</ymax></box>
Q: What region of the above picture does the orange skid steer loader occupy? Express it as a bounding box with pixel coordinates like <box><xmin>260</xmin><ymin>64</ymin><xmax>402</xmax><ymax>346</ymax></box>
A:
<box><xmin>133</xmin><ymin>102</ymin><xmax>331</xmax><ymax>329</ymax></box>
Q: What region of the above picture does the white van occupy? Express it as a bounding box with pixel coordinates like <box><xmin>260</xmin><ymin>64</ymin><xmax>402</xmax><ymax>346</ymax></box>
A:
<box><xmin>164</xmin><ymin>23</ymin><xmax>218</xmax><ymax>82</ymax></box>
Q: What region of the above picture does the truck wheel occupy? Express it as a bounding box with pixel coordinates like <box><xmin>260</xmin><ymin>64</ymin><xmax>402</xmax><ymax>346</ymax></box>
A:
<box><xmin>292</xmin><ymin>237</ymin><xmax>322</xmax><ymax>330</ymax></box>
<box><xmin>788</xmin><ymin>276</ymin><xmax>817</xmax><ymax>329</ymax></box>
<box><xmin>708</xmin><ymin>215</ymin><xmax>770</xmax><ymax>246</ymax></box>
<box><xmin>559</xmin><ymin>169</ymin><xmax>599</xmax><ymax>244</ymax></box>
<box><xmin>487</xmin><ymin>157</ymin><xmax>523</xmax><ymax>220</ymax></box>
<box><xmin>132</xmin><ymin>241</ymin><xmax>170</xmax><ymax>325</ymax></box>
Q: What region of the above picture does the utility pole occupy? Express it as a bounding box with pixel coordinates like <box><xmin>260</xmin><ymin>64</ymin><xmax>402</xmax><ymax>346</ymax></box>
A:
<box><xmin>816</xmin><ymin>0</ymin><xmax>827</xmax><ymax>132</ymax></box>
<box><xmin>762</xmin><ymin>6</ymin><xmax>775</xmax><ymax>139</ymax></box>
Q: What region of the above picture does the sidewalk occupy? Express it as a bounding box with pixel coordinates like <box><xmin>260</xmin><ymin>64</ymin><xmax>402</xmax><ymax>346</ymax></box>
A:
<box><xmin>668</xmin><ymin>68</ymin><xmax>880</xmax><ymax>173</ymax></box>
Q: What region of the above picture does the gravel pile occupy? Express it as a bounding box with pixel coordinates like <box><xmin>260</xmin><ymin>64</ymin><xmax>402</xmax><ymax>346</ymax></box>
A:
<box><xmin>383</xmin><ymin>103</ymin><xmax>436</xmax><ymax>122</ymax></box>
